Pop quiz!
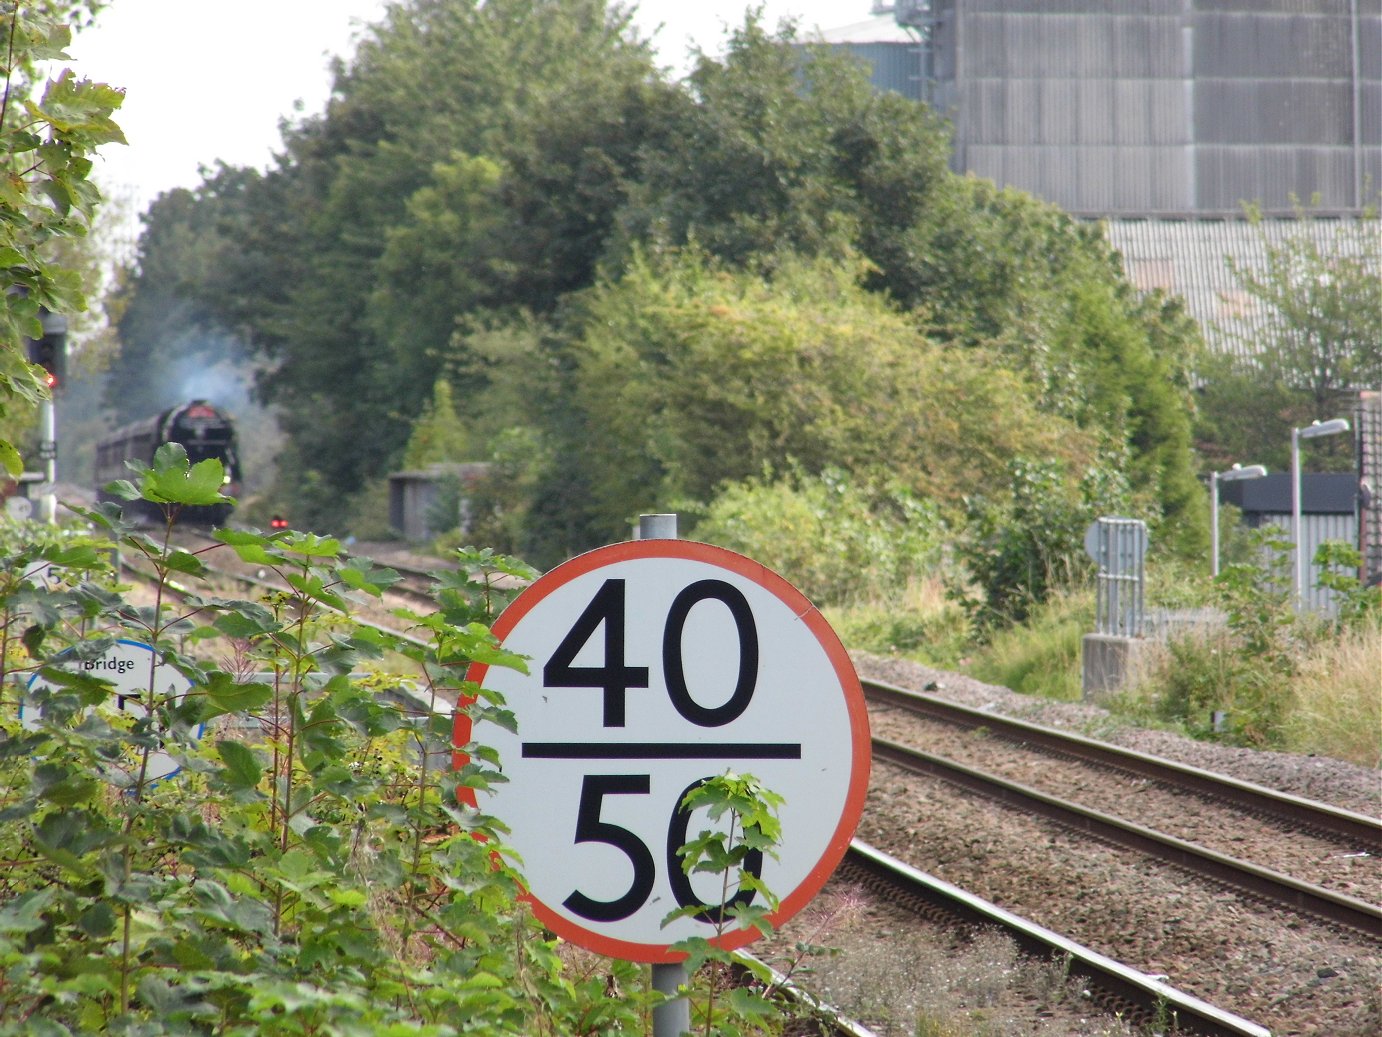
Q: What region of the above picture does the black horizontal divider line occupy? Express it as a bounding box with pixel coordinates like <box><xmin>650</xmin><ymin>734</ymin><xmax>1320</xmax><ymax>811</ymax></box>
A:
<box><xmin>521</xmin><ymin>742</ymin><xmax>802</xmax><ymax>760</ymax></box>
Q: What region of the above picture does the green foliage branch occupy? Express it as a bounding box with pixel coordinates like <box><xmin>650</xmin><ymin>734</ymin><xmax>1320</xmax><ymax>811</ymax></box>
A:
<box><xmin>0</xmin><ymin>0</ymin><xmax>121</xmax><ymax>473</ymax></box>
<box><xmin>692</xmin><ymin>464</ymin><xmax>946</xmax><ymax>609</ymax></box>
<box><xmin>0</xmin><ymin>447</ymin><xmax>671</xmax><ymax>1036</ymax></box>
<box><xmin>1147</xmin><ymin>531</ymin><xmax>1376</xmax><ymax>748</ymax></box>
<box><xmin>1199</xmin><ymin>205</ymin><xmax>1379</xmax><ymax>473</ymax></box>
<box><xmin>664</xmin><ymin>771</ymin><xmax>786</xmax><ymax>1037</ymax></box>
<box><xmin>954</xmin><ymin>455</ymin><xmax>1133</xmax><ymax>629</ymax></box>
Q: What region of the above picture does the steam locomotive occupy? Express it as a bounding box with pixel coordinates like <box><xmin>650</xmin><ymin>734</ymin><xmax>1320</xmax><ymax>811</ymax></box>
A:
<box><xmin>94</xmin><ymin>400</ymin><xmax>242</xmax><ymax>525</ymax></box>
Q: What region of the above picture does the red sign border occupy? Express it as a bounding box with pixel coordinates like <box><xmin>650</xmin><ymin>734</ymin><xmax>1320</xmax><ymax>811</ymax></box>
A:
<box><xmin>452</xmin><ymin>539</ymin><xmax>871</xmax><ymax>963</ymax></box>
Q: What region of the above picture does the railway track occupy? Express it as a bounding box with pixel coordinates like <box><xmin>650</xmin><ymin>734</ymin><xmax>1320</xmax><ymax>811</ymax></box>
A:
<box><xmin>836</xmin><ymin>840</ymin><xmax>1270</xmax><ymax>1037</ymax></box>
<box><xmin>111</xmin><ymin>540</ymin><xmax>1381</xmax><ymax>1033</ymax></box>
<box><xmin>856</xmin><ymin>670</ymin><xmax>1381</xmax><ymax>1035</ymax></box>
<box><xmin>865</xmin><ymin>678</ymin><xmax>1382</xmax><ymax>938</ymax></box>
<box><xmin>865</xmin><ymin>678</ymin><xmax>1381</xmax><ymax>851</ymax></box>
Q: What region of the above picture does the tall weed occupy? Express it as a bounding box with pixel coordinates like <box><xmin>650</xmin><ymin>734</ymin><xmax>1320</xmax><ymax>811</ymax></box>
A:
<box><xmin>1280</xmin><ymin>618</ymin><xmax>1382</xmax><ymax>768</ymax></box>
<box><xmin>961</xmin><ymin>588</ymin><xmax>1093</xmax><ymax>702</ymax></box>
<box><xmin>825</xmin><ymin>577</ymin><xmax>971</xmax><ymax>667</ymax></box>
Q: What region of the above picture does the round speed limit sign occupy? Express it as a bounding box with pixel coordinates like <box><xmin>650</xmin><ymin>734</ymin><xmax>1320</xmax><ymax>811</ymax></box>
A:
<box><xmin>454</xmin><ymin>539</ymin><xmax>870</xmax><ymax>963</ymax></box>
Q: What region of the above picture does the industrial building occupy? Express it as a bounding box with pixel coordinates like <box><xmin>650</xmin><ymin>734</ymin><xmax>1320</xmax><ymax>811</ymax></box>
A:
<box><xmin>805</xmin><ymin>1</ymin><xmax>1380</xmax><ymax>590</ymax></box>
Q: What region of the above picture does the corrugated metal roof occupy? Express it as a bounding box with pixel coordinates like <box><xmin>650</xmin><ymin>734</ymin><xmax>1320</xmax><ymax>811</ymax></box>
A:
<box><xmin>1099</xmin><ymin>216</ymin><xmax>1381</xmax><ymax>358</ymax></box>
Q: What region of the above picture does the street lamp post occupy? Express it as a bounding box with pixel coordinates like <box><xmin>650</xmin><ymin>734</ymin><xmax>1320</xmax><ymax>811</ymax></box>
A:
<box><xmin>1210</xmin><ymin>464</ymin><xmax>1267</xmax><ymax>576</ymax></box>
<box><xmin>1291</xmin><ymin>418</ymin><xmax>1351</xmax><ymax>609</ymax></box>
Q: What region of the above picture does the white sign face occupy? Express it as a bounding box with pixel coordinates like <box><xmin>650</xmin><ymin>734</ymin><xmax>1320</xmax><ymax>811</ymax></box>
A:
<box><xmin>5</xmin><ymin>496</ymin><xmax>32</xmax><ymax>521</ymax></box>
<box><xmin>454</xmin><ymin>540</ymin><xmax>871</xmax><ymax>963</ymax></box>
<box><xmin>24</xmin><ymin>639</ymin><xmax>196</xmax><ymax>783</ymax></box>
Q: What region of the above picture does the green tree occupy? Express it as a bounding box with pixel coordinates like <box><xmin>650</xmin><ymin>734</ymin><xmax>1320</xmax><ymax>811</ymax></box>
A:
<box><xmin>0</xmin><ymin>1</ymin><xmax>122</xmax><ymax>474</ymax></box>
<box><xmin>609</xmin><ymin>17</ymin><xmax>951</xmax><ymax>272</ymax></box>
<box><xmin>882</xmin><ymin>178</ymin><xmax>1205</xmax><ymax>550</ymax></box>
<box><xmin>182</xmin><ymin>0</ymin><xmax>665</xmax><ymax>531</ymax></box>
<box><xmin>1198</xmin><ymin>209</ymin><xmax>1379</xmax><ymax>473</ymax></box>
<box><xmin>1230</xmin><ymin>208</ymin><xmax>1381</xmax><ymax>417</ymax></box>
<box><xmin>401</xmin><ymin>377</ymin><xmax>471</xmax><ymax>466</ymax></box>
<box><xmin>120</xmin><ymin>2</ymin><xmax>1203</xmax><ymax>563</ymax></box>
<box><xmin>542</xmin><ymin>248</ymin><xmax>1100</xmax><ymax>553</ymax></box>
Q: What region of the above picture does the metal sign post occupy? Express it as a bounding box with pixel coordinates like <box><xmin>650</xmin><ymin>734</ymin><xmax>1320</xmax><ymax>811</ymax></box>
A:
<box><xmin>638</xmin><ymin>515</ymin><xmax>691</xmax><ymax>1037</ymax></box>
<box><xmin>38</xmin><ymin>397</ymin><xmax>56</xmax><ymax>524</ymax></box>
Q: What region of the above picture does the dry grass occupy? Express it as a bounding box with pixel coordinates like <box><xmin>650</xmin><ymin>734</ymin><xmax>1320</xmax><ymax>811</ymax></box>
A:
<box><xmin>1282</xmin><ymin>618</ymin><xmax>1382</xmax><ymax>769</ymax></box>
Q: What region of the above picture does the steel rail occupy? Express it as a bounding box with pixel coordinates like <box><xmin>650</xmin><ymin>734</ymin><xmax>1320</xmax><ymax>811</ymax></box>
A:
<box><xmin>863</xmin><ymin>677</ymin><xmax>1382</xmax><ymax>852</ymax></box>
<box><xmin>843</xmin><ymin>840</ymin><xmax>1273</xmax><ymax>1037</ymax></box>
<box><xmin>871</xmin><ymin>736</ymin><xmax>1382</xmax><ymax>939</ymax></box>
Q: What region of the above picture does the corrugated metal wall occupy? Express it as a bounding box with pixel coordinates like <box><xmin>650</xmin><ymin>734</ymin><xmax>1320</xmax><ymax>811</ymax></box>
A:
<box><xmin>1252</xmin><ymin>511</ymin><xmax>1359</xmax><ymax>615</ymax></box>
<box><xmin>916</xmin><ymin>0</ymin><xmax>1382</xmax><ymax>215</ymax></box>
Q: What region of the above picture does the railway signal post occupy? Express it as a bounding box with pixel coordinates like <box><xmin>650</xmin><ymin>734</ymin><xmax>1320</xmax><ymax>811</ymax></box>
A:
<box><xmin>454</xmin><ymin>515</ymin><xmax>870</xmax><ymax>1031</ymax></box>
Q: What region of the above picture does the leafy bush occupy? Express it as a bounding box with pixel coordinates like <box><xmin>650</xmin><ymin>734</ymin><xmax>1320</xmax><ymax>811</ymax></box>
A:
<box><xmin>692</xmin><ymin>467</ymin><xmax>947</xmax><ymax>608</ymax></box>
<box><xmin>0</xmin><ymin>447</ymin><xmax>830</xmax><ymax>1036</ymax></box>
<box><xmin>954</xmin><ymin>456</ymin><xmax>1130</xmax><ymax>628</ymax></box>
<box><xmin>1120</xmin><ymin>530</ymin><xmax>1382</xmax><ymax>751</ymax></box>
<box><xmin>0</xmin><ymin>448</ymin><xmax>658</xmax><ymax>1035</ymax></box>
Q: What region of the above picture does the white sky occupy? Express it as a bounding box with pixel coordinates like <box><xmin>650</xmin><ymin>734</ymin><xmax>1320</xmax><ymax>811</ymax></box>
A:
<box><xmin>65</xmin><ymin>1</ymin><xmax>877</xmax><ymax>219</ymax></box>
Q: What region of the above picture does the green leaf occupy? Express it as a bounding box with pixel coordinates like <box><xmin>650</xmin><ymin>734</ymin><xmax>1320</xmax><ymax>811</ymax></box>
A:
<box><xmin>214</xmin><ymin>527</ymin><xmax>282</xmax><ymax>564</ymax></box>
<box><xmin>211</xmin><ymin>604</ymin><xmax>280</xmax><ymax>639</ymax></box>
<box><xmin>163</xmin><ymin>549</ymin><xmax>208</xmax><ymax>576</ymax></box>
<box><xmin>0</xmin><ymin>889</ymin><xmax>57</xmax><ymax>936</ymax></box>
<box><xmin>77</xmin><ymin>901</ymin><xmax>116</xmax><ymax>938</ymax></box>
<box><xmin>215</xmin><ymin>740</ymin><xmax>263</xmax><ymax>789</ymax></box>
<box><xmin>202</xmin><ymin>671</ymin><xmax>273</xmax><ymax>716</ymax></box>
<box><xmin>0</xmin><ymin>438</ymin><xmax>22</xmax><ymax>476</ymax></box>
<box><xmin>140</xmin><ymin>443</ymin><xmax>232</xmax><ymax>506</ymax></box>
<box><xmin>727</xmin><ymin>985</ymin><xmax>777</xmax><ymax>1018</ymax></box>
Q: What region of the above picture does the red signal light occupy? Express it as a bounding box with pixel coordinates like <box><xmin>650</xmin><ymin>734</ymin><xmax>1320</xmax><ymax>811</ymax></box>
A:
<box><xmin>270</xmin><ymin>515</ymin><xmax>289</xmax><ymax>531</ymax></box>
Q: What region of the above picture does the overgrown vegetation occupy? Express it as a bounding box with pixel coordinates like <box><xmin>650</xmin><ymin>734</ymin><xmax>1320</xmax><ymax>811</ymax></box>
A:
<box><xmin>1117</xmin><ymin>538</ymin><xmax>1380</xmax><ymax>762</ymax></box>
<box><xmin>0</xmin><ymin>1</ymin><xmax>122</xmax><ymax>473</ymax></box>
<box><xmin>825</xmin><ymin>514</ymin><xmax>1378</xmax><ymax>768</ymax></box>
<box><xmin>0</xmin><ymin>451</ymin><xmax>822</xmax><ymax>1035</ymax></box>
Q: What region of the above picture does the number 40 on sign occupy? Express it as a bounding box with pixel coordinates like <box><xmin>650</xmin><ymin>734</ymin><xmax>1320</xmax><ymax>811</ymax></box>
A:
<box><xmin>452</xmin><ymin>539</ymin><xmax>871</xmax><ymax>964</ymax></box>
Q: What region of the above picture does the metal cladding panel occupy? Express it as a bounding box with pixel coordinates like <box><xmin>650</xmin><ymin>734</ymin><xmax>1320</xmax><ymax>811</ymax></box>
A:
<box><xmin>1195</xmin><ymin>0</ymin><xmax>1363</xmax><ymax>17</ymax></box>
<box><xmin>1195</xmin><ymin>146</ymin><xmax>1360</xmax><ymax>210</ymax></box>
<box><xmin>965</xmin><ymin>78</ymin><xmax>1188</xmax><ymax>146</ymax></box>
<box><xmin>1195</xmin><ymin>80</ymin><xmax>1355</xmax><ymax>144</ymax></box>
<box><xmin>1042</xmin><ymin>79</ymin><xmax>1081</xmax><ymax>140</ymax></box>
<box><xmin>1364</xmin><ymin>82</ymin><xmax>1382</xmax><ymax>144</ymax></box>
<box><xmin>967</xmin><ymin>0</ymin><xmax>1182</xmax><ymax>14</ymax></box>
<box><xmin>966</xmin><ymin>10</ymin><xmax>1182</xmax><ymax>78</ymax></box>
<box><xmin>970</xmin><ymin>145</ymin><xmax>1191</xmax><ymax>211</ymax></box>
<box><xmin>1132</xmin><ymin>79</ymin><xmax>1193</xmax><ymax>144</ymax></box>
<box><xmin>1220</xmin><ymin>473</ymin><xmax>1359</xmax><ymax>515</ymax></box>
<box><xmin>835</xmin><ymin>42</ymin><xmax>922</xmax><ymax>99</ymax></box>
<box><xmin>1366</xmin><ymin>24</ymin><xmax>1382</xmax><ymax>78</ymax></box>
<box><xmin>1359</xmin><ymin>392</ymin><xmax>1382</xmax><ymax>587</ymax></box>
<box><xmin>1194</xmin><ymin>12</ymin><xmax>1354</xmax><ymax>77</ymax></box>
<box><xmin>925</xmin><ymin>1</ymin><xmax>1380</xmax><ymax>214</ymax></box>
<box><xmin>1256</xmin><ymin>512</ymin><xmax>1359</xmax><ymax>616</ymax></box>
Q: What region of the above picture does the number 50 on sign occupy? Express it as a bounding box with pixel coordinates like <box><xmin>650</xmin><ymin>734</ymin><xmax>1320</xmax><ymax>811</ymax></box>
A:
<box><xmin>453</xmin><ymin>540</ymin><xmax>871</xmax><ymax>963</ymax></box>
